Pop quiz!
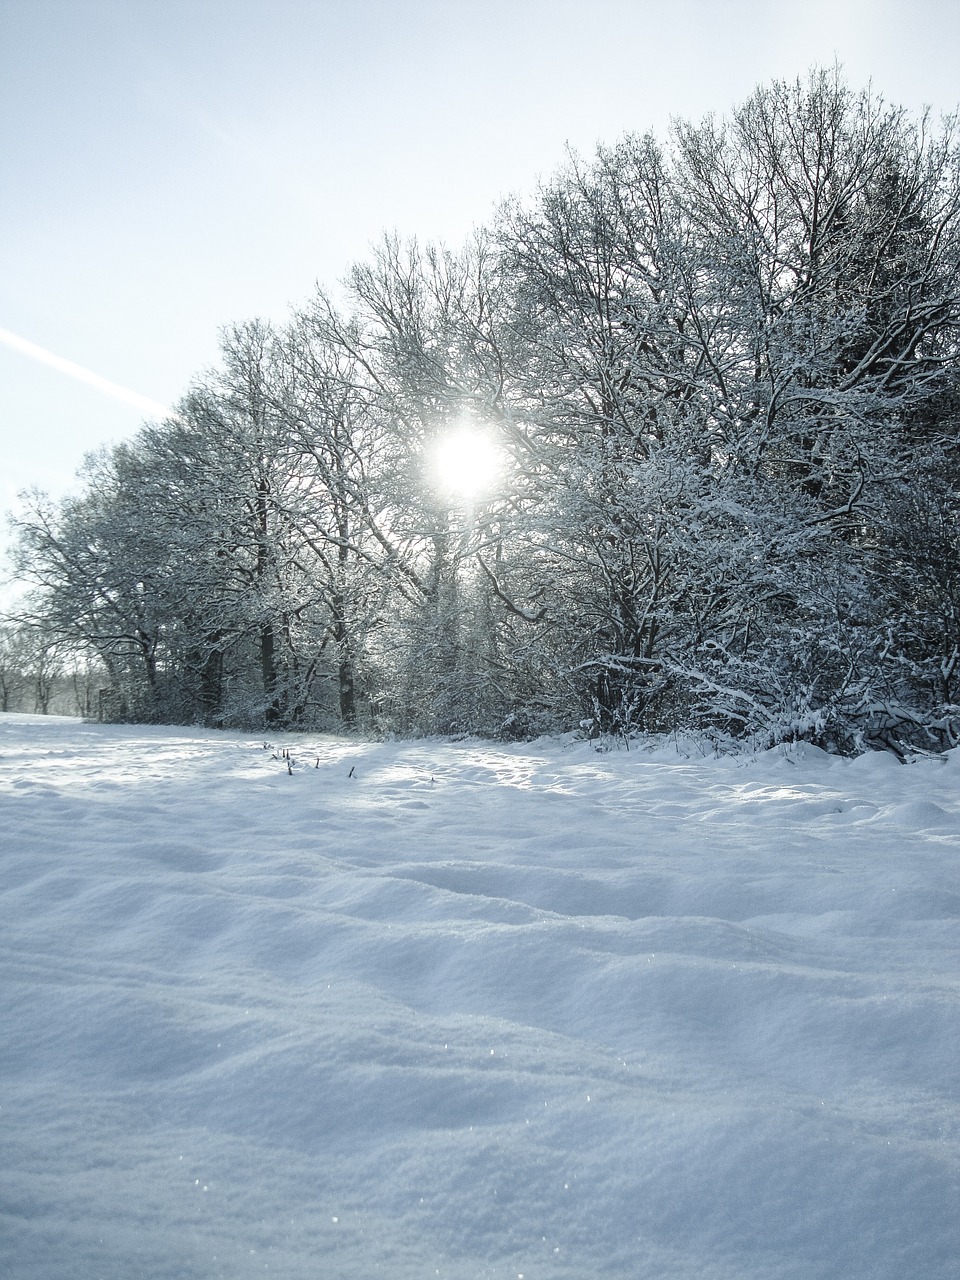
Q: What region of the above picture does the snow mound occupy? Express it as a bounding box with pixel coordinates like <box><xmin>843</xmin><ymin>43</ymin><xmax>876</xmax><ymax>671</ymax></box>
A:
<box><xmin>883</xmin><ymin>799</ymin><xmax>958</xmax><ymax>829</ymax></box>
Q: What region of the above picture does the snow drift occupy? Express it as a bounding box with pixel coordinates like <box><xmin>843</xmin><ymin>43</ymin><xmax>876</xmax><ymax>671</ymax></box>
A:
<box><xmin>1</xmin><ymin>714</ymin><xmax>958</xmax><ymax>1278</ymax></box>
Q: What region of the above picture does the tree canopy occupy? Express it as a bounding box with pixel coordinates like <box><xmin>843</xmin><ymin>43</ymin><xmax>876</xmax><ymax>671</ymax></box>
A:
<box><xmin>9</xmin><ymin>70</ymin><xmax>960</xmax><ymax>753</ymax></box>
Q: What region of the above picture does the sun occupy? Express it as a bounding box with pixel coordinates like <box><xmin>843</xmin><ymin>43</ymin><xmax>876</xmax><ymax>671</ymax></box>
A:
<box><xmin>430</xmin><ymin>424</ymin><xmax>501</xmax><ymax>500</ymax></box>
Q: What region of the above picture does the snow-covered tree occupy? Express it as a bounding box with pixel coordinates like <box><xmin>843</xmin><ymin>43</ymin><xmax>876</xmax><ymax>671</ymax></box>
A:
<box><xmin>10</xmin><ymin>70</ymin><xmax>960</xmax><ymax>752</ymax></box>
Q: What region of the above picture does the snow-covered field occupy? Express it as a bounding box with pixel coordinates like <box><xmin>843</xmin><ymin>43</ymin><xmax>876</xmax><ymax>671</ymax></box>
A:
<box><xmin>1</xmin><ymin>714</ymin><xmax>958</xmax><ymax>1280</ymax></box>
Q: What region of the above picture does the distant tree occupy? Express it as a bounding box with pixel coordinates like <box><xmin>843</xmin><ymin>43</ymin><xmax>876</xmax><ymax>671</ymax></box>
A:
<box><xmin>0</xmin><ymin>622</ymin><xmax>29</xmax><ymax>712</ymax></box>
<box><xmin>10</xmin><ymin>462</ymin><xmax>171</xmax><ymax>720</ymax></box>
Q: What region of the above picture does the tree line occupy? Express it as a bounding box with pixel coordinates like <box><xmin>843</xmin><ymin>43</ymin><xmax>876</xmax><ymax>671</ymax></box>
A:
<box><xmin>7</xmin><ymin>70</ymin><xmax>960</xmax><ymax>753</ymax></box>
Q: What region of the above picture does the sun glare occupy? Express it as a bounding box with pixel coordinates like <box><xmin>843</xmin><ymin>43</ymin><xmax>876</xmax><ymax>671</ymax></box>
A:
<box><xmin>431</xmin><ymin>425</ymin><xmax>501</xmax><ymax>500</ymax></box>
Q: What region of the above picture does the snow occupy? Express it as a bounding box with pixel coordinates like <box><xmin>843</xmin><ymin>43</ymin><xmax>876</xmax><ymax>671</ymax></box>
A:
<box><xmin>1</xmin><ymin>715</ymin><xmax>958</xmax><ymax>1280</ymax></box>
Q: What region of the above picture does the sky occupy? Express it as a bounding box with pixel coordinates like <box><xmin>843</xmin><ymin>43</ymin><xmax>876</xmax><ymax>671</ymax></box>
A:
<box><xmin>2</xmin><ymin>0</ymin><xmax>960</xmax><ymax>542</ymax></box>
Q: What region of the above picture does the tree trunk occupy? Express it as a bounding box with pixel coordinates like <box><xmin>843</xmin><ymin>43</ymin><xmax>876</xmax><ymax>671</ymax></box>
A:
<box><xmin>261</xmin><ymin>621</ymin><xmax>280</xmax><ymax>725</ymax></box>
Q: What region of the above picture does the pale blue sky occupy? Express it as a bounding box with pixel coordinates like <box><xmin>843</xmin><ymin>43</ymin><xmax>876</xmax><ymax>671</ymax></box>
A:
<box><xmin>2</xmin><ymin>0</ymin><xmax>959</xmax><ymax>539</ymax></box>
